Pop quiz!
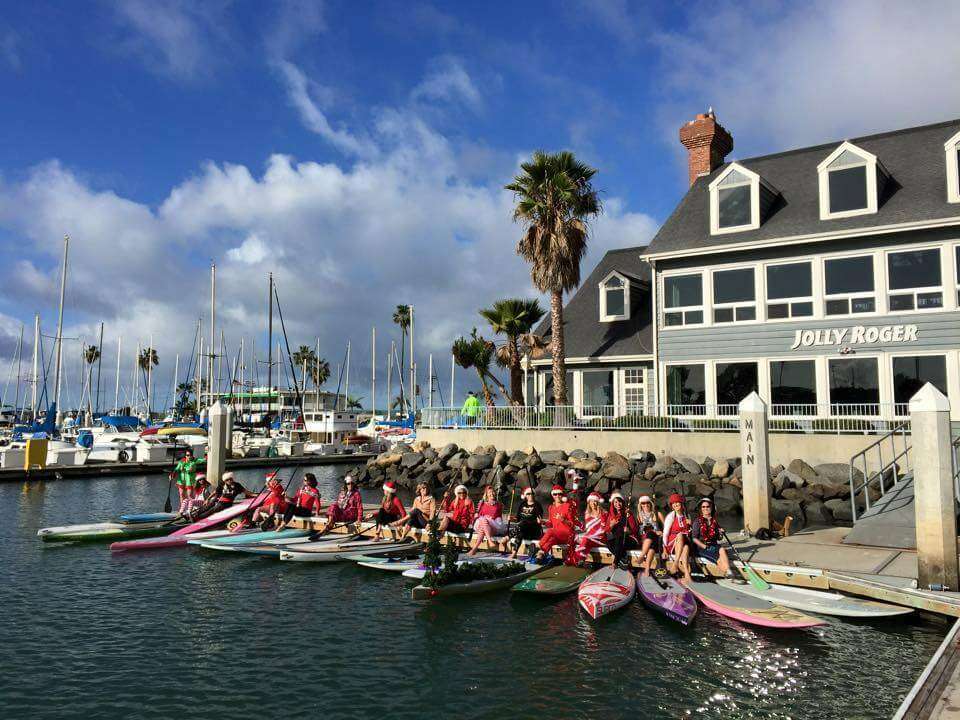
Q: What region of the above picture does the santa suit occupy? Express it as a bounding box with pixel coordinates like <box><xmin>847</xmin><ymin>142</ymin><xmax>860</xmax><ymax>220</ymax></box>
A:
<box><xmin>538</xmin><ymin>499</ymin><xmax>578</xmax><ymax>554</ymax></box>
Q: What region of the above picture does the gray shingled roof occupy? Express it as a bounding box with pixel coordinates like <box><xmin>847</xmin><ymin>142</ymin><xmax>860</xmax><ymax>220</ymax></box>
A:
<box><xmin>533</xmin><ymin>246</ymin><xmax>652</xmax><ymax>360</ymax></box>
<box><xmin>645</xmin><ymin>118</ymin><xmax>960</xmax><ymax>258</ymax></box>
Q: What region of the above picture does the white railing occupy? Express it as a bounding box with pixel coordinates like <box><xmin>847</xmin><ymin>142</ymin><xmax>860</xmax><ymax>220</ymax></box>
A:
<box><xmin>419</xmin><ymin>404</ymin><xmax>906</xmax><ymax>435</ymax></box>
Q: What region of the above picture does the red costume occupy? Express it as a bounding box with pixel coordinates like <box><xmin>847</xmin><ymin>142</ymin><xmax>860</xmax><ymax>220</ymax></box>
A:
<box><xmin>379</xmin><ymin>495</ymin><xmax>406</xmax><ymax>520</ymax></box>
<box><xmin>327</xmin><ymin>488</ymin><xmax>363</xmax><ymax>524</ymax></box>
<box><xmin>261</xmin><ymin>483</ymin><xmax>290</xmax><ymax>514</ymax></box>
<box><xmin>293</xmin><ymin>485</ymin><xmax>322</xmax><ymax>514</ymax></box>
<box><xmin>441</xmin><ymin>496</ymin><xmax>475</xmax><ymax>530</ymax></box>
<box><xmin>538</xmin><ymin>499</ymin><xmax>578</xmax><ymax>554</ymax></box>
<box><xmin>569</xmin><ymin>510</ymin><xmax>609</xmax><ymax>565</ymax></box>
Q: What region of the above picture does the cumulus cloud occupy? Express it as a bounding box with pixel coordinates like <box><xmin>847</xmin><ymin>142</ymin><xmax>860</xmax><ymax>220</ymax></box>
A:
<box><xmin>0</xmin><ymin>27</ymin><xmax>20</xmax><ymax>70</ymax></box>
<box><xmin>654</xmin><ymin>0</ymin><xmax>960</xmax><ymax>155</ymax></box>
<box><xmin>227</xmin><ymin>234</ymin><xmax>272</xmax><ymax>265</ymax></box>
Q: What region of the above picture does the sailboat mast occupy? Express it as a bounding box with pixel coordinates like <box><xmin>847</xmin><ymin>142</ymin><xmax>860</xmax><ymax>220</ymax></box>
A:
<box><xmin>13</xmin><ymin>324</ymin><xmax>23</xmax><ymax>420</ymax></box>
<box><xmin>267</xmin><ymin>272</ymin><xmax>273</xmax><ymax>408</ymax></box>
<box><xmin>53</xmin><ymin>235</ymin><xmax>69</xmax><ymax>419</ymax></box>
<box><xmin>113</xmin><ymin>335</ymin><xmax>121</xmax><ymax>414</ymax></box>
<box><xmin>371</xmin><ymin>327</ymin><xmax>376</xmax><ymax>417</ymax></box>
<box><xmin>146</xmin><ymin>334</ymin><xmax>154</xmax><ymax>420</ymax></box>
<box><xmin>387</xmin><ymin>343</ymin><xmax>393</xmax><ymax>418</ymax></box>
<box><xmin>314</xmin><ymin>336</ymin><xmax>320</xmax><ymax>412</ymax></box>
<box><xmin>344</xmin><ymin>341</ymin><xmax>351</xmax><ymax>411</ymax></box>
<box><xmin>208</xmin><ymin>262</ymin><xmax>216</xmax><ymax>408</ymax></box>
<box><xmin>428</xmin><ymin>353</ymin><xmax>433</xmax><ymax>408</ymax></box>
<box><xmin>408</xmin><ymin>304</ymin><xmax>415</xmax><ymax>416</ymax></box>
<box><xmin>94</xmin><ymin>321</ymin><xmax>104</xmax><ymax>415</ymax></box>
<box><xmin>31</xmin><ymin>314</ymin><xmax>39</xmax><ymax>418</ymax></box>
<box><xmin>173</xmin><ymin>352</ymin><xmax>180</xmax><ymax>419</ymax></box>
<box><xmin>239</xmin><ymin>336</ymin><xmax>245</xmax><ymax>421</ymax></box>
<box><xmin>133</xmin><ymin>341</ymin><xmax>141</xmax><ymax>416</ymax></box>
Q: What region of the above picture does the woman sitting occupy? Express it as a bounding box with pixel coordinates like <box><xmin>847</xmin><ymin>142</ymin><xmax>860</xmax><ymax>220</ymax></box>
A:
<box><xmin>466</xmin><ymin>484</ymin><xmax>505</xmax><ymax>556</ymax></box>
<box><xmin>370</xmin><ymin>481</ymin><xmax>405</xmax><ymax>540</ymax></box>
<box><xmin>319</xmin><ymin>475</ymin><xmax>363</xmax><ymax>534</ymax></box>
<box><xmin>534</xmin><ymin>484</ymin><xmax>578</xmax><ymax>564</ymax></box>
<box><xmin>507</xmin><ymin>487</ymin><xmax>543</xmax><ymax>558</ymax></box>
<box><xmin>438</xmin><ymin>484</ymin><xmax>475</xmax><ymax>535</ymax></box>
<box><xmin>605</xmin><ymin>491</ymin><xmax>640</xmax><ymax>569</ymax></box>
<box><xmin>277</xmin><ymin>474</ymin><xmax>323</xmax><ymax>529</ymax></box>
<box><xmin>691</xmin><ymin>497</ymin><xmax>731</xmax><ymax>576</ymax></box>
<box><xmin>254</xmin><ymin>477</ymin><xmax>290</xmax><ymax>530</ymax></box>
<box><xmin>569</xmin><ymin>492</ymin><xmax>608</xmax><ymax>566</ymax></box>
<box><xmin>392</xmin><ymin>482</ymin><xmax>437</xmax><ymax>540</ymax></box>
<box><xmin>635</xmin><ymin>495</ymin><xmax>664</xmax><ymax>576</ymax></box>
<box><xmin>662</xmin><ymin>493</ymin><xmax>692</xmax><ymax>583</ymax></box>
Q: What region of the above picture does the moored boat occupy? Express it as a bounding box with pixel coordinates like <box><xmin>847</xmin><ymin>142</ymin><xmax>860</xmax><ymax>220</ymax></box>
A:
<box><xmin>411</xmin><ymin>561</ymin><xmax>541</xmax><ymax>600</ymax></box>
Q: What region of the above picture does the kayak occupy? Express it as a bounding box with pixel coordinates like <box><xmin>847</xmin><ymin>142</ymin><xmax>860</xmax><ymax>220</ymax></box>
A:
<box><xmin>39</xmin><ymin>520</ymin><xmax>177</xmax><ymax>543</ymax></box>
<box><xmin>512</xmin><ymin>565</ymin><xmax>591</xmax><ymax>595</ymax></box>
<box><xmin>636</xmin><ymin>574</ymin><xmax>698</xmax><ymax>626</ymax></box>
<box><xmin>715</xmin><ymin>579</ymin><xmax>913</xmax><ymax>618</ymax></box>
<box><xmin>578</xmin><ymin>567</ymin><xmax>636</xmax><ymax>620</ymax></box>
<box><xmin>687</xmin><ymin>581</ymin><xmax>826</xmax><ymax>629</ymax></box>
<box><xmin>402</xmin><ymin>555</ymin><xmax>511</xmax><ymax>580</ymax></box>
<box><xmin>188</xmin><ymin>528</ymin><xmax>312</xmax><ymax>547</ymax></box>
<box><xmin>280</xmin><ymin>538</ymin><xmax>420</xmax><ymax>563</ymax></box>
<box><xmin>354</xmin><ymin>555</ymin><xmax>427</xmax><ymax>573</ymax></box>
<box><xmin>111</xmin><ymin>528</ymin><xmax>251</xmax><ymax>552</ymax></box>
<box><xmin>411</xmin><ymin>562</ymin><xmax>541</xmax><ymax>600</ymax></box>
<box><xmin>119</xmin><ymin>512</ymin><xmax>179</xmax><ymax>524</ymax></box>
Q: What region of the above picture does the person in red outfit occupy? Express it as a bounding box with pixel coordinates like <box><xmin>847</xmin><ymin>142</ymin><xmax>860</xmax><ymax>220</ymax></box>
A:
<box><xmin>319</xmin><ymin>475</ymin><xmax>364</xmax><ymax>534</ymax></box>
<box><xmin>534</xmin><ymin>484</ymin><xmax>579</xmax><ymax>563</ymax></box>
<box><xmin>606</xmin><ymin>491</ymin><xmax>641</xmax><ymax>568</ymax></box>
<box><xmin>569</xmin><ymin>492</ymin><xmax>609</xmax><ymax>565</ymax></box>
<box><xmin>277</xmin><ymin>473</ymin><xmax>323</xmax><ymax>529</ymax></box>
<box><xmin>370</xmin><ymin>480</ymin><xmax>406</xmax><ymax>540</ymax></box>
<box><xmin>438</xmin><ymin>484</ymin><xmax>475</xmax><ymax>534</ymax></box>
<box><xmin>254</xmin><ymin>477</ymin><xmax>291</xmax><ymax>529</ymax></box>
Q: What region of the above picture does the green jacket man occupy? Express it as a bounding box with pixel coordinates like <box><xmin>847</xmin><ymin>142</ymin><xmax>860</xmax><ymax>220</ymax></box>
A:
<box><xmin>461</xmin><ymin>391</ymin><xmax>480</xmax><ymax>420</ymax></box>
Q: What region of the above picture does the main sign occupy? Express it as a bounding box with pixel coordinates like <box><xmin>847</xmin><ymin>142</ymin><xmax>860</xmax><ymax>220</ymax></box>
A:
<box><xmin>789</xmin><ymin>323</ymin><xmax>918</xmax><ymax>350</ymax></box>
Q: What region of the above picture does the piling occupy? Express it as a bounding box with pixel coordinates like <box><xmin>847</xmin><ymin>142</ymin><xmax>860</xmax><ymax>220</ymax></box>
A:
<box><xmin>739</xmin><ymin>392</ymin><xmax>771</xmax><ymax>533</ymax></box>
<box><xmin>207</xmin><ymin>401</ymin><xmax>228</xmax><ymax>485</ymax></box>
<box><xmin>909</xmin><ymin>383</ymin><xmax>959</xmax><ymax>591</ymax></box>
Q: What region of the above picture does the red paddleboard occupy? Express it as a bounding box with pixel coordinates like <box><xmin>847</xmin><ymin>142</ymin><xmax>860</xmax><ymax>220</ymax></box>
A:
<box><xmin>577</xmin><ymin>567</ymin><xmax>636</xmax><ymax>620</ymax></box>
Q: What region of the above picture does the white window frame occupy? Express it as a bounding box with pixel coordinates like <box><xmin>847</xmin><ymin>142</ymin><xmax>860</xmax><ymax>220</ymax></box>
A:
<box><xmin>889</xmin><ymin>350</ymin><xmax>949</xmax><ymax>417</ymax></box>
<box><xmin>826</xmin><ymin>353</ymin><xmax>883</xmax><ymax>416</ymax></box>
<box><xmin>954</xmin><ymin>243</ymin><xmax>960</xmax><ymax>307</ymax></box>
<box><xmin>622</xmin><ymin>367</ymin><xmax>646</xmax><ymax>413</ymax></box>
<box><xmin>885</xmin><ymin>246</ymin><xmax>945</xmax><ymax>314</ymax></box>
<box><xmin>817</xmin><ymin>141</ymin><xmax>880</xmax><ymax>220</ymax></box>
<box><xmin>822</xmin><ymin>252</ymin><xmax>878</xmax><ymax>318</ymax></box>
<box><xmin>767</xmin><ymin>357</ymin><xmax>819</xmax><ymax>416</ymax></box>
<box><xmin>661</xmin><ymin>271</ymin><xmax>705</xmax><ymax>327</ymax></box>
<box><xmin>711</xmin><ymin>265</ymin><xmax>758</xmax><ymax>324</ymax></box>
<box><xmin>946</xmin><ymin>130</ymin><xmax>960</xmax><ymax>204</ymax></box>
<box><xmin>598</xmin><ymin>271</ymin><xmax>630</xmax><ymax>322</ymax></box>
<box><xmin>713</xmin><ymin>359</ymin><xmax>759</xmax><ymax>415</ymax></box>
<box><xmin>709</xmin><ymin>162</ymin><xmax>762</xmax><ymax>235</ymax></box>
<box><xmin>763</xmin><ymin>260</ymin><xmax>815</xmax><ymax>322</ymax></box>
<box><xmin>662</xmin><ymin>361</ymin><xmax>708</xmax><ymax>415</ymax></box>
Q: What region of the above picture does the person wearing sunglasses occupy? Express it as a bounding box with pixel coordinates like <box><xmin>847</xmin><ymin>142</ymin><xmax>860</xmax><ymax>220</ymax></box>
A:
<box><xmin>690</xmin><ymin>497</ymin><xmax>731</xmax><ymax>576</ymax></box>
<box><xmin>438</xmin><ymin>484</ymin><xmax>475</xmax><ymax>535</ymax></box>
<box><xmin>533</xmin><ymin>483</ymin><xmax>578</xmax><ymax>564</ymax></box>
<box><xmin>506</xmin><ymin>486</ymin><xmax>544</xmax><ymax>558</ymax></box>
<box><xmin>392</xmin><ymin>481</ymin><xmax>437</xmax><ymax>541</ymax></box>
<box><xmin>662</xmin><ymin>493</ymin><xmax>692</xmax><ymax>583</ymax></box>
<box><xmin>635</xmin><ymin>495</ymin><xmax>663</xmax><ymax>576</ymax></box>
<box><xmin>606</xmin><ymin>492</ymin><xmax>640</xmax><ymax>569</ymax></box>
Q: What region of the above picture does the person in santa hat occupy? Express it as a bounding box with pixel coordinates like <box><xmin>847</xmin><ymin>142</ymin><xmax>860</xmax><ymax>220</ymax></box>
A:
<box><xmin>253</xmin><ymin>475</ymin><xmax>291</xmax><ymax>530</ymax></box>
<box><xmin>369</xmin><ymin>480</ymin><xmax>405</xmax><ymax>540</ymax></box>
<box><xmin>568</xmin><ymin>491</ymin><xmax>608</xmax><ymax>565</ymax></box>
<box><xmin>319</xmin><ymin>474</ymin><xmax>364</xmax><ymax>534</ymax></box>
<box><xmin>277</xmin><ymin>473</ymin><xmax>323</xmax><ymax>529</ymax></box>
<box><xmin>465</xmin><ymin>483</ymin><xmax>505</xmax><ymax>556</ymax></box>
<box><xmin>533</xmin><ymin>479</ymin><xmax>579</xmax><ymax>564</ymax></box>
<box><xmin>662</xmin><ymin>493</ymin><xmax>693</xmax><ymax>583</ymax></box>
<box><xmin>438</xmin><ymin>484</ymin><xmax>475</xmax><ymax>535</ymax></box>
<box><xmin>606</xmin><ymin>491</ymin><xmax>641</xmax><ymax>569</ymax></box>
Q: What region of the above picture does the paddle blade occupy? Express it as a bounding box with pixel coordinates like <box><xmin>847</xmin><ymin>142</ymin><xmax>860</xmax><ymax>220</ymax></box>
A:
<box><xmin>742</xmin><ymin>564</ymin><xmax>770</xmax><ymax>591</ymax></box>
<box><xmin>163</xmin><ymin>478</ymin><xmax>173</xmax><ymax>513</ymax></box>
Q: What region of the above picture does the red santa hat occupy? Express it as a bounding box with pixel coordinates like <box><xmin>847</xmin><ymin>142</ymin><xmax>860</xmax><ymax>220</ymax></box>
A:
<box><xmin>551</xmin><ymin>484</ymin><xmax>565</xmax><ymax>494</ymax></box>
<box><xmin>587</xmin><ymin>492</ymin><xmax>604</xmax><ymax>504</ymax></box>
<box><xmin>382</xmin><ymin>481</ymin><xmax>397</xmax><ymax>494</ymax></box>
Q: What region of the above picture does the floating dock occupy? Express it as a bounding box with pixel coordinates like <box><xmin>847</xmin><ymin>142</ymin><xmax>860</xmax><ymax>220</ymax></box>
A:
<box><xmin>0</xmin><ymin>453</ymin><xmax>371</xmax><ymax>482</ymax></box>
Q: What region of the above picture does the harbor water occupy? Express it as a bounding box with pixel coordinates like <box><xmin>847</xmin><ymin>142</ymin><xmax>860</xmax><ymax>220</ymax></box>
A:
<box><xmin>0</xmin><ymin>466</ymin><xmax>948</xmax><ymax>719</ymax></box>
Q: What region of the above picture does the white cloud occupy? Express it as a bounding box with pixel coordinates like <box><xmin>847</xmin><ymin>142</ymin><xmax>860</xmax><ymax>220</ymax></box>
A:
<box><xmin>226</xmin><ymin>233</ymin><xmax>272</xmax><ymax>264</ymax></box>
<box><xmin>265</xmin><ymin>0</ymin><xmax>326</xmax><ymax>60</ymax></box>
<box><xmin>410</xmin><ymin>55</ymin><xmax>482</xmax><ymax>110</ymax></box>
<box><xmin>654</xmin><ymin>0</ymin><xmax>960</xmax><ymax>155</ymax></box>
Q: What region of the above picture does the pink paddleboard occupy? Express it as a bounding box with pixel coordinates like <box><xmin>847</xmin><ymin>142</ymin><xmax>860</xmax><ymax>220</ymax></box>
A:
<box><xmin>170</xmin><ymin>496</ymin><xmax>263</xmax><ymax>536</ymax></box>
<box><xmin>687</xmin><ymin>581</ymin><xmax>825</xmax><ymax>629</ymax></box>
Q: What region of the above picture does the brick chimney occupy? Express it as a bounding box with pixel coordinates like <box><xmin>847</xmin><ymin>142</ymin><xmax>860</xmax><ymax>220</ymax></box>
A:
<box><xmin>679</xmin><ymin>109</ymin><xmax>733</xmax><ymax>187</ymax></box>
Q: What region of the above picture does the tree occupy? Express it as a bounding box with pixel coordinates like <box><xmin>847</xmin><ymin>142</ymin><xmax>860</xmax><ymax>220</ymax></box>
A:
<box><xmin>479</xmin><ymin>298</ymin><xmax>546</xmax><ymax>405</ymax></box>
<box><xmin>345</xmin><ymin>395</ymin><xmax>364</xmax><ymax>411</ymax></box>
<box><xmin>175</xmin><ymin>381</ymin><xmax>196</xmax><ymax>418</ymax></box>
<box><xmin>83</xmin><ymin>344</ymin><xmax>100</xmax><ymax>416</ymax></box>
<box><xmin>506</xmin><ymin>150</ymin><xmax>601</xmax><ymax>405</ymax></box>
<box><xmin>137</xmin><ymin>347</ymin><xmax>158</xmax><ymax>391</ymax></box>
<box><xmin>451</xmin><ymin>329</ymin><xmax>509</xmax><ymax>408</ymax></box>
<box><xmin>393</xmin><ymin>305</ymin><xmax>410</xmax><ymax>410</ymax></box>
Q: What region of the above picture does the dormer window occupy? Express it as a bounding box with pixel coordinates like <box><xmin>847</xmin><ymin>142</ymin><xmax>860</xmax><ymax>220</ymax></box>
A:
<box><xmin>945</xmin><ymin>130</ymin><xmax>960</xmax><ymax>204</ymax></box>
<box><xmin>817</xmin><ymin>142</ymin><xmax>887</xmax><ymax>220</ymax></box>
<box><xmin>599</xmin><ymin>272</ymin><xmax>630</xmax><ymax>322</ymax></box>
<box><xmin>708</xmin><ymin>163</ymin><xmax>777</xmax><ymax>236</ymax></box>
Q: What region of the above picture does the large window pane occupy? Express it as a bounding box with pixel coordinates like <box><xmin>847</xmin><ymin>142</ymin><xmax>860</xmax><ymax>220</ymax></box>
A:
<box><xmin>605</xmin><ymin>288</ymin><xmax>625</xmax><ymax>316</ymax></box>
<box><xmin>828</xmin><ymin>165</ymin><xmax>868</xmax><ymax>213</ymax></box>
<box><xmin>893</xmin><ymin>355</ymin><xmax>947</xmax><ymax>406</ymax></box>
<box><xmin>715</xmin><ymin>362</ymin><xmax>758</xmax><ymax>409</ymax></box>
<box><xmin>828</xmin><ymin>358</ymin><xmax>879</xmax><ymax>409</ymax></box>
<box><xmin>825</xmin><ymin>256</ymin><xmax>874</xmax><ymax>294</ymax></box>
<box><xmin>582</xmin><ymin>371</ymin><xmax>614</xmax><ymax>411</ymax></box>
<box><xmin>770</xmin><ymin>360</ymin><xmax>817</xmax><ymax>407</ymax></box>
<box><xmin>713</xmin><ymin>267</ymin><xmax>755</xmax><ymax>303</ymax></box>
<box><xmin>718</xmin><ymin>185</ymin><xmax>751</xmax><ymax>228</ymax></box>
<box><xmin>666</xmin><ymin>365</ymin><xmax>705</xmax><ymax>408</ymax></box>
<box><xmin>664</xmin><ymin>274</ymin><xmax>702</xmax><ymax>308</ymax></box>
<box><xmin>767</xmin><ymin>262</ymin><xmax>812</xmax><ymax>299</ymax></box>
<box><xmin>545</xmin><ymin>371</ymin><xmax>574</xmax><ymax>406</ymax></box>
<box><xmin>888</xmin><ymin>249</ymin><xmax>941</xmax><ymax>290</ymax></box>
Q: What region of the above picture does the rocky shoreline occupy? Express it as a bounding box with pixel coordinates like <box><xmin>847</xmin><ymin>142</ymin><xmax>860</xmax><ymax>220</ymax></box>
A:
<box><xmin>348</xmin><ymin>441</ymin><xmax>871</xmax><ymax>529</ymax></box>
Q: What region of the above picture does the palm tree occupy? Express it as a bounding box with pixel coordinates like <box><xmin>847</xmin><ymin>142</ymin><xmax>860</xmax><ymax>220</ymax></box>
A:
<box><xmin>137</xmin><ymin>347</ymin><xmax>158</xmax><ymax>388</ymax></box>
<box><xmin>506</xmin><ymin>151</ymin><xmax>601</xmax><ymax>405</ymax></box>
<box><xmin>479</xmin><ymin>298</ymin><xmax>546</xmax><ymax>405</ymax></box>
<box><xmin>291</xmin><ymin>345</ymin><xmax>315</xmax><ymax>389</ymax></box>
<box><xmin>312</xmin><ymin>357</ymin><xmax>331</xmax><ymax>387</ymax></box>
<box><xmin>83</xmin><ymin>344</ymin><xmax>100</xmax><ymax>416</ymax></box>
<box><xmin>345</xmin><ymin>395</ymin><xmax>364</xmax><ymax>410</ymax></box>
<box><xmin>393</xmin><ymin>305</ymin><xmax>410</xmax><ymax>410</ymax></box>
<box><xmin>451</xmin><ymin>329</ymin><xmax>509</xmax><ymax>407</ymax></box>
<box><xmin>175</xmin><ymin>380</ymin><xmax>196</xmax><ymax>418</ymax></box>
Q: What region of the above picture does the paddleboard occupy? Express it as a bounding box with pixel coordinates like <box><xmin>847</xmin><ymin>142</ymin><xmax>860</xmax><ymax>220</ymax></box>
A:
<box><xmin>637</xmin><ymin>574</ymin><xmax>698</xmax><ymax>626</ymax></box>
<box><xmin>39</xmin><ymin>520</ymin><xmax>176</xmax><ymax>543</ymax></box>
<box><xmin>411</xmin><ymin>562</ymin><xmax>541</xmax><ymax>600</ymax></box>
<box><xmin>688</xmin><ymin>581</ymin><xmax>826</xmax><ymax>629</ymax></box>
<box><xmin>715</xmin><ymin>579</ymin><xmax>913</xmax><ymax>618</ymax></box>
<box><xmin>111</xmin><ymin>528</ymin><xmax>247</xmax><ymax>552</ymax></box>
<box><xmin>198</xmin><ymin>534</ymin><xmax>351</xmax><ymax>557</ymax></box>
<box><xmin>280</xmin><ymin>538</ymin><xmax>419</xmax><ymax>563</ymax></box>
<box><xmin>512</xmin><ymin>565</ymin><xmax>591</xmax><ymax>595</ymax></box>
<box><xmin>354</xmin><ymin>555</ymin><xmax>427</xmax><ymax>573</ymax></box>
<box><xmin>401</xmin><ymin>555</ymin><xmax>511</xmax><ymax>580</ymax></box>
<box><xmin>578</xmin><ymin>567</ymin><xmax>636</xmax><ymax>620</ymax></box>
<box><xmin>188</xmin><ymin>528</ymin><xmax>312</xmax><ymax>547</ymax></box>
<box><xmin>119</xmin><ymin>512</ymin><xmax>179</xmax><ymax>524</ymax></box>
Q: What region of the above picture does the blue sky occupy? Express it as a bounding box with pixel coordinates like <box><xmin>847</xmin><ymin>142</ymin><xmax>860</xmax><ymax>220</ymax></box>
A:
<box><xmin>0</xmin><ymin>0</ymin><xmax>958</xmax><ymax>411</ymax></box>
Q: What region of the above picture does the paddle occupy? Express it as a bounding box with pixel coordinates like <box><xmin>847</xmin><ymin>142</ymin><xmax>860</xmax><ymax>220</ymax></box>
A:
<box><xmin>163</xmin><ymin>472</ymin><xmax>174</xmax><ymax>513</ymax></box>
<box><xmin>721</xmin><ymin>528</ymin><xmax>770</xmax><ymax>591</ymax></box>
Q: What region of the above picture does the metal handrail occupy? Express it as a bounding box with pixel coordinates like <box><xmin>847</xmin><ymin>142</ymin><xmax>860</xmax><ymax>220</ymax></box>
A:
<box><xmin>848</xmin><ymin>422</ymin><xmax>912</xmax><ymax>522</ymax></box>
<box><xmin>951</xmin><ymin>432</ymin><xmax>960</xmax><ymax>499</ymax></box>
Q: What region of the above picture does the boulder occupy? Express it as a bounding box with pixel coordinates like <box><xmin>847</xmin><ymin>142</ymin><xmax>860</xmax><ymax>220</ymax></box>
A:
<box><xmin>539</xmin><ymin>450</ymin><xmax>568</xmax><ymax>464</ymax></box>
<box><xmin>629</xmin><ymin>451</ymin><xmax>655</xmax><ymax>462</ymax></box>
<box><xmin>492</xmin><ymin>449</ymin><xmax>508</xmax><ymax>468</ymax></box>
<box><xmin>787</xmin><ymin>459</ymin><xmax>820</xmax><ymax>484</ymax></box>
<box><xmin>438</xmin><ymin>443</ymin><xmax>459</xmax><ymax>462</ymax></box>
<box><xmin>678</xmin><ymin>457</ymin><xmax>703</xmax><ymax>475</ymax></box>
<box><xmin>652</xmin><ymin>455</ymin><xmax>677</xmax><ymax>475</ymax></box>
<box><xmin>421</xmin><ymin>461</ymin><xmax>443</xmax><ymax>475</ymax></box>
<box><xmin>780</xmin><ymin>488</ymin><xmax>805</xmax><ymax>501</ymax></box>
<box><xmin>536</xmin><ymin>465</ymin><xmax>563</xmax><ymax>483</ymax></box>
<box><xmin>592</xmin><ymin>477</ymin><xmax>610</xmax><ymax>495</ymax></box>
<box><xmin>772</xmin><ymin>469</ymin><xmax>804</xmax><ymax>495</ymax></box>
<box><xmin>507</xmin><ymin>451</ymin><xmax>529</xmax><ymax>468</ymax></box>
<box><xmin>447</xmin><ymin>453</ymin><xmax>467</xmax><ymax>469</ymax></box>
<box><xmin>815</xmin><ymin>463</ymin><xmax>862</xmax><ymax>487</ymax></box>
<box><xmin>467</xmin><ymin>453</ymin><xmax>494</xmax><ymax>471</ymax></box>
<box><xmin>804</xmin><ymin>500</ymin><xmax>834</xmax><ymax>527</ymax></box>
<box><xmin>400</xmin><ymin>452</ymin><xmax>424</xmax><ymax>470</ymax></box>
<box><xmin>568</xmin><ymin>449</ymin><xmax>588</xmax><ymax>459</ymax></box>
<box><xmin>695</xmin><ymin>480</ymin><xmax>715</xmax><ymax>498</ymax></box>
<box><xmin>573</xmin><ymin>459</ymin><xmax>600</xmax><ymax>473</ymax></box>
<box><xmin>535</xmin><ymin>475</ymin><xmax>558</xmax><ymax>496</ymax></box>
<box><xmin>711</xmin><ymin>459</ymin><xmax>731</xmax><ymax>479</ymax></box>
<box><xmin>525</xmin><ymin>452</ymin><xmax>544</xmax><ymax>472</ymax></box>
<box><xmin>675</xmin><ymin>472</ymin><xmax>703</xmax><ymax>497</ymax></box>
<box><xmin>700</xmin><ymin>457</ymin><xmax>715</xmax><ymax>478</ymax></box>
<box><xmin>727</xmin><ymin>476</ymin><xmax>742</xmax><ymax>488</ymax></box>
<box><xmin>643</xmin><ymin>466</ymin><xmax>658</xmax><ymax>481</ymax></box>
<box><xmin>771</xmin><ymin>498</ymin><xmax>803</xmax><ymax>526</ymax></box>
<box><xmin>712</xmin><ymin>484</ymin><xmax>741</xmax><ymax>514</ymax></box>
<box><xmin>824</xmin><ymin>498</ymin><xmax>854</xmax><ymax>523</ymax></box>
<box><xmin>421</xmin><ymin>447</ymin><xmax>438</xmax><ymax>461</ymax></box>
<box><xmin>769</xmin><ymin>464</ymin><xmax>784</xmax><ymax>479</ymax></box>
<box><xmin>411</xmin><ymin>440</ymin><xmax>432</xmax><ymax>452</ymax></box>
<box><xmin>600</xmin><ymin>454</ymin><xmax>631</xmax><ymax>481</ymax></box>
<box><xmin>376</xmin><ymin>453</ymin><xmax>402</xmax><ymax>467</ymax></box>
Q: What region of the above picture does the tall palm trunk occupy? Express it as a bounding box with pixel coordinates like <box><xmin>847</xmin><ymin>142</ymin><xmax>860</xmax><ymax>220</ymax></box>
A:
<box><xmin>508</xmin><ymin>337</ymin><xmax>524</xmax><ymax>405</ymax></box>
<box><xmin>476</xmin><ymin>370</ymin><xmax>494</xmax><ymax>407</ymax></box>
<box><xmin>550</xmin><ymin>290</ymin><xmax>567</xmax><ymax>405</ymax></box>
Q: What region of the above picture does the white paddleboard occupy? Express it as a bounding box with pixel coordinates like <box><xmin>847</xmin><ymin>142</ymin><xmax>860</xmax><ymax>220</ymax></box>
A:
<box><xmin>716</xmin><ymin>579</ymin><xmax>913</xmax><ymax>618</ymax></box>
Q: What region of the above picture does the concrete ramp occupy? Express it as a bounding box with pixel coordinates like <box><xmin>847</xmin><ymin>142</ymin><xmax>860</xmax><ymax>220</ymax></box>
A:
<box><xmin>843</xmin><ymin>475</ymin><xmax>917</xmax><ymax>550</ymax></box>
